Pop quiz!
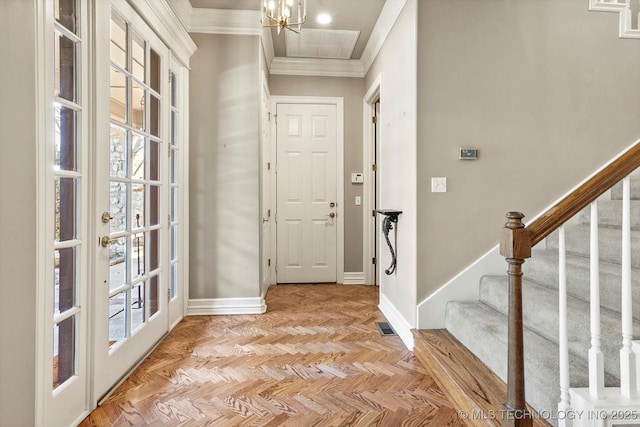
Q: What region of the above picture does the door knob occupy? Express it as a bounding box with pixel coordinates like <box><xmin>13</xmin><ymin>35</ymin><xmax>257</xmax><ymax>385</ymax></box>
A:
<box><xmin>329</xmin><ymin>202</ymin><xmax>336</xmax><ymax>208</ymax></box>
<box><xmin>328</xmin><ymin>212</ymin><xmax>336</xmax><ymax>218</ymax></box>
<box><xmin>100</xmin><ymin>236</ymin><xmax>117</xmax><ymax>248</ymax></box>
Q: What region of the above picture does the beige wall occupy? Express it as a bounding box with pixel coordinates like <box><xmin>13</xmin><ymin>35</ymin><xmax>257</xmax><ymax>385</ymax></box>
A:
<box><xmin>0</xmin><ymin>1</ymin><xmax>37</xmax><ymax>424</ymax></box>
<box><xmin>365</xmin><ymin>0</ymin><xmax>418</xmax><ymax>324</ymax></box>
<box><xmin>189</xmin><ymin>33</ymin><xmax>261</xmax><ymax>299</ymax></box>
<box><xmin>268</xmin><ymin>75</ymin><xmax>365</xmax><ymax>273</ymax></box>
<box><xmin>416</xmin><ymin>0</ymin><xmax>640</xmax><ymax>302</ymax></box>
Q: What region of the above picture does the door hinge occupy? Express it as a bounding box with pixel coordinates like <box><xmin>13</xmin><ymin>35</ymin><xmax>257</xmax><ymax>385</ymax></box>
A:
<box><xmin>169</xmin><ymin>72</ymin><xmax>173</xmax><ymax>84</ymax></box>
<box><xmin>267</xmin><ymin>162</ymin><xmax>271</xmax><ymax>170</ymax></box>
<box><xmin>372</xmin><ymin>164</ymin><xmax>377</xmax><ymax>172</ymax></box>
<box><xmin>267</xmin><ymin>209</ymin><xmax>271</xmax><ymax>218</ymax></box>
<box><xmin>268</xmin><ymin>112</ymin><xmax>271</xmax><ymax>121</ymax></box>
<box><xmin>372</xmin><ymin>210</ymin><xmax>376</xmax><ymax>217</ymax></box>
<box><xmin>167</xmin><ymin>288</ymin><xmax>171</xmax><ymax>302</ymax></box>
<box><xmin>372</xmin><ymin>257</ymin><xmax>376</xmax><ymax>265</ymax></box>
<box><xmin>275</xmin><ymin>264</ymin><xmax>278</xmax><ymax>273</ymax></box>
<box><xmin>372</xmin><ymin>116</ymin><xmax>377</xmax><ymax>124</ymax></box>
<box><xmin>268</xmin><ymin>258</ymin><xmax>271</xmax><ymax>266</ymax></box>
<box><xmin>168</xmin><ymin>214</ymin><xmax>171</xmax><ymax>228</ymax></box>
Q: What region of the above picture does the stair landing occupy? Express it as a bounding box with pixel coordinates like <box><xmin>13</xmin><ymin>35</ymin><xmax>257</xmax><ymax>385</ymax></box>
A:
<box><xmin>413</xmin><ymin>329</ymin><xmax>551</xmax><ymax>427</ymax></box>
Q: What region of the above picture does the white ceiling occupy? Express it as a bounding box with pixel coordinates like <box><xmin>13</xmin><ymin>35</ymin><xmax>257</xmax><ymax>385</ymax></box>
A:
<box><xmin>188</xmin><ymin>0</ymin><xmax>386</xmax><ymax>60</ymax></box>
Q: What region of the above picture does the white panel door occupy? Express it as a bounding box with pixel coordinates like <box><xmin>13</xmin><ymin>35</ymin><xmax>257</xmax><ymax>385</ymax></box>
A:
<box><xmin>276</xmin><ymin>103</ymin><xmax>337</xmax><ymax>283</ymax></box>
<box><xmin>261</xmin><ymin>77</ymin><xmax>272</xmax><ymax>294</ymax></box>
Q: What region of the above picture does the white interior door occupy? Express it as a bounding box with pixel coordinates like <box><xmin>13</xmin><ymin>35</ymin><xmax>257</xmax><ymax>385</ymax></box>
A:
<box><xmin>93</xmin><ymin>0</ymin><xmax>169</xmax><ymax>401</ymax></box>
<box><xmin>276</xmin><ymin>103</ymin><xmax>338</xmax><ymax>283</ymax></box>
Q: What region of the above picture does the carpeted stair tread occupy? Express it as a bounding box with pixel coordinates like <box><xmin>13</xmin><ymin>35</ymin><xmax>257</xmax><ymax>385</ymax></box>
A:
<box><xmin>479</xmin><ymin>275</ymin><xmax>639</xmax><ymax>380</ymax></box>
<box><xmin>545</xmin><ymin>224</ymin><xmax>640</xmax><ymax>268</ymax></box>
<box><xmin>445</xmin><ymin>301</ymin><xmax>598</xmax><ymax>426</ymax></box>
<box><xmin>523</xmin><ymin>249</ymin><xmax>640</xmax><ymax>320</ymax></box>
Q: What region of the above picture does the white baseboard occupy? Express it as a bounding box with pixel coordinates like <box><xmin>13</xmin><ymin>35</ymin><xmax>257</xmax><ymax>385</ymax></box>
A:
<box><xmin>342</xmin><ymin>272</ymin><xmax>366</xmax><ymax>285</ymax></box>
<box><xmin>378</xmin><ymin>292</ymin><xmax>414</xmax><ymax>350</ymax></box>
<box><xmin>416</xmin><ymin>245</ymin><xmax>504</xmax><ymax>329</ymax></box>
<box><xmin>187</xmin><ymin>297</ymin><xmax>267</xmax><ymax>315</ymax></box>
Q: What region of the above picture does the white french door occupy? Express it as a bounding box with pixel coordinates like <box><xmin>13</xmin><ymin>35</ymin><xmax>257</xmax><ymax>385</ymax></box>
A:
<box><xmin>93</xmin><ymin>0</ymin><xmax>170</xmax><ymax>401</ymax></box>
<box><xmin>276</xmin><ymin>103</ymin><xmax>339</xmax><ymax>283</ymax></box>
<box><xmin>261</xmin><ymin>75</ymin><xmax>272</xmax><ymax>295</ymax></box>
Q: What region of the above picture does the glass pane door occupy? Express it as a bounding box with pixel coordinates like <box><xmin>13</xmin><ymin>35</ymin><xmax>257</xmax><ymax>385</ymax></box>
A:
<box><xmin>93</xmin><ymin>0</ymin><xmax>169</xmax><ymax>401</ymax></box>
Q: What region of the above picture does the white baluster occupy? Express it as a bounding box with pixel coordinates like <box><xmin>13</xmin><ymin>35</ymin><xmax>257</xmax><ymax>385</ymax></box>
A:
<box><xmin>589</xmin><ymin>201</ymin><xmax>605</xmax><ymax>399</ymax></box>
<box><xmin>558</xmin><ymin>225</ymin><xmax>573</xmax><ymax>426</ymax></box>
<box><xmin>621</xmin><ymin>175</ymin><xmax>637</xmax><ymax>398</ymax></box>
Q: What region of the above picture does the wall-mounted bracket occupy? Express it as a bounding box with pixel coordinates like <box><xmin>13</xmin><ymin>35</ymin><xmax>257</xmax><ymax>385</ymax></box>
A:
<box><xmin>376</xmin><ymin>210</ymin><xmax>402</xmax><ymax>275</ymax></box>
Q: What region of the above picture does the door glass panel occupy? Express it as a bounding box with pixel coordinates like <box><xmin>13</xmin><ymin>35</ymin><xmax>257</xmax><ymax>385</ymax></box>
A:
<box><xmin>150</xmin><ymin>49</ymin><xmax>160</xmax><ymax>94</ymax></box>
<box><xmin>149</xmin><ymin>185</ymin><xmax>159</xmax><ymax>226</ymax></box>
<box><xmin>110</xmin><ymin>11</ymin><xmax>127</xmax><ymax>69</ymax></box>
<box><xmin>170</xmin><ymin>187</ymin><xmax>178</xmax><ymax>222</ymax></box>
<box><xmin>131</xmin><ymin>81</ymin><xmax>145</xmax><ymax>131</ymax></box>
<box><xmin>132</xmin><ymin>184</ymin><xmax>145</xmax><ymax>229</ymax></box>
<box><xmin>131</xmin><ymin>32</ymin><xmax>145</xmax><ymax>82</ymax></box>
<box><xmin>149</xmin><ymin>275</ymin><xmax>159</xmax><ymax>317</ymax></box>
<box><xmin>55</xmin><ymin>177</ymin><xmax>76</xmax><ymax>242</ymax></box>
<box><xmin>53</xmin><ymin>315</ymin><xmax>76</xmax><ymax>389</ymax></box>
<box><xmin>170</xmin><ymin>226</ymin><xmax>177</xmax><ymax>260</ymax></box>
<box><xmin>110</xmin><ymin>67</ymin><xmax>127</xmax><ymax>124</ymax></box>
<box><xmin>149</xmin><ymin>94</ymin><xmax>160</xmax><ymax>137</ymax></box>
<box><xmin>109</xmin><ymin>183</ymin><xmax>127</xmax><ymax>234</ymax></box>
<box><xmin>109</xmin><ymin>292</ymin><xmax>127</xmax><ymax>348</ymax></box>
<box><xmin>149</xmin><ymin>140</ymin><xmax>159</xmax><ymax>181</ymax></box>
<box><xmin>170</xmin><ymin>72</ymin><xmax>176</xmax><ymax>108</ymax></box>
<box><xmin>132</xmin><ymin>233</ymin><xmax>145</xmax><ymax>278</ymax></box>
<box><xmin>55</xmin><ymin>0</ymin><xmax>76</xmax><ymax>33</ymax></box>
<box><xmin>170</xmin><ymin>150</ymin><xmax>177</xmax><ymax>184</ymax></box>
<box><xmin>149</xmin><ymin>229</ymin><xmax>159</xmax><ymax>271</ymax></box>
<box><xmin>131</xmin><ymin>282</ymin><xmax>145</xmax><ymax>332</ymax></box>
<box><xmin>109</xmin><ymin>237</ymin><xmax>127</xmax><ymax>292</ymax></box>
<box><xmin>54</xmin><ymin>33</ymin><xmax>76</xmax><ymax>102</ymax></box>
<box><xmin>54</xmin><ymin>104</ymin><xmax>77</xmax><ymax>171</ymax></box>
<box><xmin>54</xmin><ymin>247</ymin><xmax>76</xmax><ymax>316</ymax></box>
<box><xmin>110</xmin><ymin>125</ymin><xmax>127</xmax><ymax>178</ymax></box>
<box><xmin>131</xmin><ymin>134</ymin><xmax>145</xmax><ymax>180</ymax></box>
<box><xmin>170</xmin><ymin>111</ymin><xmax>177</xmax><ymax>146</ymax></box>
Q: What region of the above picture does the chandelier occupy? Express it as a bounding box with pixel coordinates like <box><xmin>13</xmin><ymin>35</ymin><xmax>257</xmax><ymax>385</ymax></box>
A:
<box><xmin>261</xmin><ymin>0</ymin><xmax>307</xmax><ymax>35</ymax></box>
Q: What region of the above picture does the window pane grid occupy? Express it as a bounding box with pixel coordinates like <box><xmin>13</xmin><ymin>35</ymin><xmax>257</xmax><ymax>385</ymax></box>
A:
<box><xmin>52</xmin><ymin>0</ymin><xmax>81</xmax><ymax>391</ymax></box>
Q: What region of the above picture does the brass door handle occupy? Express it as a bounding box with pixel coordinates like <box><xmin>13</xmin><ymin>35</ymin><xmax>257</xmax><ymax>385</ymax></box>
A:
<box><xmin>100</xmin><ymin>236</ymin><xmax>117</xmax><ymax>248</ymax></box>
<box><xmin>101</xmin><ymin>212</ymin><xmax>113</xmax><ymax>223</ymax></box>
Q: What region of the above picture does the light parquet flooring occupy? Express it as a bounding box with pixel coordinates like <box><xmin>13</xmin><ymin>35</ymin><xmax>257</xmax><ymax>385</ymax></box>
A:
<box><xmin>80</xmin><ymin>285</ymin><xmax>466</xmax><ymax>427</ymax></box>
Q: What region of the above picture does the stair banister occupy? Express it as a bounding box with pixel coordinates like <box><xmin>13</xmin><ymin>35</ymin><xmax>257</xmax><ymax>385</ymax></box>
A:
<box><xmin>499</xmin><ymin>143</ymin><xmax>640</xmax><ymax>426</ymax></box>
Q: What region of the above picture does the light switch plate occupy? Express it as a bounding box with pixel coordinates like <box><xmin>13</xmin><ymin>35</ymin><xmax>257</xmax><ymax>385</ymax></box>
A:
<box><xmin>355</xmin><ymin>196</ymin><xmax>361</xmax><ymax>206</ymax></box>
<box><xmin>432</xmin><ymin>177</ymin><xmax>447</xmax><ymax>193</ymax></box>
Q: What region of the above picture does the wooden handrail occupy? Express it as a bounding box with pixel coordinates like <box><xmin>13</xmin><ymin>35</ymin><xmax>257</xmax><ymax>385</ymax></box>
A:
<box><xmin>499</xmin><ymin>142</ymin><xmax>640</xmax><ymax>426</ymax></box>
<box><xmin>528</xmin><ymin>143</ymin><xmax>640</xmax><ymax>246</ymax></box>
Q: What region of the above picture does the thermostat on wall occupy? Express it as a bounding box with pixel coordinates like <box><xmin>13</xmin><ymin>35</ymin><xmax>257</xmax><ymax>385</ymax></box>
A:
<box><xmin>459</xmin><ymin>148</ymin><xmax>478</xmax><ymax>160</ymax></box>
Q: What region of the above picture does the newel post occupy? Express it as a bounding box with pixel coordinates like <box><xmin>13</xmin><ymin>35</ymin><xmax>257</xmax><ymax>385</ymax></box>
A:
<box><xmin>500</xmin><ymin>212</ymin><xmax>533</xmax><ymax>427</ymax></box>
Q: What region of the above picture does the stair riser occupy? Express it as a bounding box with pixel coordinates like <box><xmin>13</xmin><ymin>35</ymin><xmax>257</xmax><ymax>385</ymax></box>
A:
<box><xmin>578</xmin><ymin>200</ymin><xmax>640</xmax><ymax>230</ymax></box>
<box><xmin>545</xmin><ymin>227</ymin><xmax>640</xmax><ymax>269</ymax></box>
<box><xmin>524</xmin><ymin>251</ymin><xmax>640</xmax><ymax>320</ymax></box>
<box><xmin>479</xmin><ymin>276</ymin><xmax>639</xmax><ymax>381</ymax></box>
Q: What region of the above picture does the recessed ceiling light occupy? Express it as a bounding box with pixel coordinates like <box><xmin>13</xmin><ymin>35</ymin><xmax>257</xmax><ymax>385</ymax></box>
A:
<box><xmin>316</xmin><ymin>13</ymin><xmax>332</xmax><ymax>25</ymax></box>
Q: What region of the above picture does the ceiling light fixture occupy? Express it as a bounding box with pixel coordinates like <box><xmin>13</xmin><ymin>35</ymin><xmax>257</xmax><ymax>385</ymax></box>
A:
<box><xmin>261</xmin><ymin>0</ymin><xmax>307</xmax><ymax>35</ymax></box>
<box><xmin>316</xmin><ymin>13</ymin><xmax>331</xmax><ymax>25</ymax></box>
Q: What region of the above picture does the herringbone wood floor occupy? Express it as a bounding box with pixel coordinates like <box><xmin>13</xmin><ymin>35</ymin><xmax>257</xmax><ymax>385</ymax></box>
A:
<box><xmin>80</xmin><ymin>284</ymin><xmax>465</xmax><ymax>426</ymax></box>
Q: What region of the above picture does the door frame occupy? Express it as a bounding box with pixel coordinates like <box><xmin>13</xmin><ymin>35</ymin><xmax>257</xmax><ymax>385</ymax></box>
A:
<box><xmin>363</xmin><ymin>74</ymin><xmax>381</xmax><ymax>286</ymax></box>
<box><xmin>270</xmin><ymin>96</ymin><xmax>345</xmax><ymax>284</ymax></box>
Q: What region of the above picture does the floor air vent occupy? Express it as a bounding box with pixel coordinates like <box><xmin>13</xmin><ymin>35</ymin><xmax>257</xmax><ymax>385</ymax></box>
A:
<box><xmin>376</xmin><ymin>322</ymin><xmax>397</xmax><ymax>336</ymax></box>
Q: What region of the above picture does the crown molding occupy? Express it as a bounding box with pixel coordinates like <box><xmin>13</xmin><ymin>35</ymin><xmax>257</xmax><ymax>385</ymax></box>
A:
<box><xmin>189</xmin><ymin>8</ymin><xmax>262</xmax><ymax>35</ymax></box>
<box><xmin>270</xmin><ymin>57</ymin><xmax>365</xmax><ymax>78</ymax></box>
<box><xmin>168</xmin><ymin>0</ymin><xmax>192</xmax><ymax>31</ymax></box>
<box><xmin>130</xmin><ymin>0</ymin><xmax>197</xmax><ymax>67</ymax></box>
<box><xmin>360</xmin><ymin>0</ymin><xmax>408</xmax><ymax>75</ymax></box>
